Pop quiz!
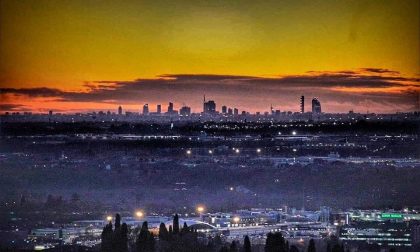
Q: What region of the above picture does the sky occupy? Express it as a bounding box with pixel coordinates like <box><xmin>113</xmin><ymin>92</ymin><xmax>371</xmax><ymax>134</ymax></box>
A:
<box><xmin>0</xmin><ymin>0</ymin><xmax>419</xmax><ymax>114</ymax></box>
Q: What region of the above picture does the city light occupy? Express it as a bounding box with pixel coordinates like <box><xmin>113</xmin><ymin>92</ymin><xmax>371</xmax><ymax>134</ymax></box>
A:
<box><xmin>233</xmin><ymin>216</ymin><xmax>240</xmax><ymax>223</ymax></box>
<box><xmin>106</xmin><ymin>216</ymin><xmax>112</xmax><ymax>222</ymax></box>
<box><xmin>197</xmin><ymin>206</ymin><xmax>205</xmax><ymax>213</ymax></box>
<box><xmin>186</xmin><ymin>150</ymin><xmax>191</xmax><ymax>155</ymax></box>
<box><xmin>292</xmin><ymin>131</ymin><xmax>297</xmax><ymax>136</ymax></box>
<box><xmin>208</xmin><ymin>150</ymin><xmax>213</xmax><ymax>154</ymax></box>
<box><xmin>256</xmin><ymin>148</ymin><xmax>261</xmax><ymax>153</ymax></box>
<box><xmin>135</xmin><ymin>211</ymin><xmax>144</xmax><ymax>218</ymax></box>
<box><xmin>235</xmin><ymin>149</ymin><xmax>240</xmax><ymax>154</ymax></box>
<box><xmin>229</xmin><ymin>187</ymin><xmax>234</xmax><ymax>191</ymax></box>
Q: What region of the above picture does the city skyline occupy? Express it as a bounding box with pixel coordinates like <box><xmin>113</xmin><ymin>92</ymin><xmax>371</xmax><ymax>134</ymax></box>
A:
<box><xmin>1</xmin><ymin>0</ymin><xmax>419</xmax><ymax>114</ymax></box>
<box><xmin>1</xmin><ymin>69</ymin><xmax>419</xmax><ymax>114</ymax></box>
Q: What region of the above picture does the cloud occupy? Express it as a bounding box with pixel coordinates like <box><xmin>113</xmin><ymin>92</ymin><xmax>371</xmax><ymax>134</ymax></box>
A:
<box><xmin>0</xmin><ymin>68</ymin><xmax>418</xmax><ymax>113</ymax></box>
<box><xmin>0</xmin><ymin>103</ymin><xmax>28</xmax><ymax>111</ymax></box>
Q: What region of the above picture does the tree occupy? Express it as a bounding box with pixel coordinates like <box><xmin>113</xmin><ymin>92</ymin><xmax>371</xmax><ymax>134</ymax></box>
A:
<box><xmin>115</xmin><ymin>213</ymin><xmax>121</xmax><ymax>229</ymax></box>
<box><xmin>181</xmin><ymin>222</ymin><xmax>189</xmax><ymax>233</ymax></box>
<box><xmin>101</xmin><ymin>222</ymin><xmax>113</xmax><ymax>252</ymax></box>
<box><xmin>265</xmin><ymin>232</ymin><xmax>287</xmax><ymax>252</ymax></box>
<box><xmin>159</xmin><ymin>223</ymin><xmax>169</xmax><ymax>241</ymax></box>
<box><xmin>307</xmin><ymin>239</ymin><xmax>316</xmax><ymax>252</ymax></box>
<box><xmin>173</xmin><ymin>214</ymin><xmax>180</xmax><ymax>234</ymax></box>
<box><xmin>229</xmin><ymin>241</ymin><xmax>237</xmax><ymax>252</ymax></box>
<box><xmin>289</xmin><ymin>245</ymin><xmax>299</xmax><ymax>252</ymax></box>
<box><xmin>331</xmin><ymin>244</ymin><xmax>344</xmax><ymax>252</ymax></box>
<box><xmin>118</xmin><ymin>223</ymin><xmax>128</xmax><ymax>252</ymax></box>
<box><xmin>136</xmin><ymin>221</ymin><xmax>155</xmax><ymax>252</ymax></box>
<box><xmin>244</xmin><ymin>235</ymin><xmax>251</xmax><ymax>252</ymax></box>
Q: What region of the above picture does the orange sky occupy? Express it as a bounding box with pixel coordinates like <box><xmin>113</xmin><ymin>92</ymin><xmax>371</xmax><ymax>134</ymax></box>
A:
<box><xmin>0</xmin><ymin>0</ymin><xmax>419</xmax><ymax>113</ymax></box>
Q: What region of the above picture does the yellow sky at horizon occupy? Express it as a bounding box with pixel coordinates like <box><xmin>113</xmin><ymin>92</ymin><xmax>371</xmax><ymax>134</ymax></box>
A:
<box><xmin>0</xmin><ymin>0</ymin><xmax>419</xmax><ymax>91</ymax></box>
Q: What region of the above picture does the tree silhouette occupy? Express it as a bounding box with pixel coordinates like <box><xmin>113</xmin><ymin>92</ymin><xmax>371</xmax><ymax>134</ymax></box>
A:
<box><xmin>289</xmin><ymin>245</ymin><xmax>299</xmax><ymax>252</ymax></box>
<box><xmin>229</xmin><ymin>240</ymin><xmax>238</xmax><ymax>252</ymax></box>
<box><xmin>307</xmin><ymin>239</ymin><xmax>316</xmax><ymax>252</ymax></box>
<box><xmin>181</xmin><ymin>222</ymin><xmax>189</xmax><ymax>233</ymax></box>
<box><xmin>136</xmin><ymin>221</ymin><xmax>155</xmax><ymax>252</ymax></box>
<box><xmin>244</xmin><ymin>235</ymin><xmax>251</xmax><ymax>252</ymax></box>
<box><xmin>115</xmin><ymin>213</ymin><xmax>121</xmax><ymax>229</ymax></box>
<box><xmin>265</xmin><ymin>232</ymin><xmax>287</xmax><ymax>252</ymax></box>
<box><xmin>173</xmin><ymin>214</ymin><xmax>180</xmax><ymax>234</ymax></box>
<box><xmin>101</xmin><ymin>221</ymin><xmax>113</xmax><ymax>252</ymax></box>
<box><xmin>159</xmin><ymin>223</ymin><xmax>169</xmax><ymax>241</ymax></box>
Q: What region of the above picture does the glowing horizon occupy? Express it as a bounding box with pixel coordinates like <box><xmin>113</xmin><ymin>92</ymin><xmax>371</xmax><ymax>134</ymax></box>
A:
<box><xmin>1</xmin><ymin>0</ymin><xmax>419</xmax><ymax>113</ymax></box>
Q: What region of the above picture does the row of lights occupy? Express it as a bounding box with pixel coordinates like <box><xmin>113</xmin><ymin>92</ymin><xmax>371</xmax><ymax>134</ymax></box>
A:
<box><xmin>186</xmin><ymin>148</ymin><xmax>262</xmax><ymax>155</ymax></box>
<box><xmin>106</xmin><ymin>206</ymin><xmax>207</xmax><ymax>222</ymax></box>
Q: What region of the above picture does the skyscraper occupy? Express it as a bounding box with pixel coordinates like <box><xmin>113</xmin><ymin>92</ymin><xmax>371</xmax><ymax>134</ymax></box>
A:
<box><xmin>168</xmin><ymin>102</ymin><xmax>174</xmax><ymax>113</ymax></box>
<box><xmin>118</xmin><ymin>106</ymin><xmax>122</xmax><ymax>115</ymax></box>
<box><xmin>221</xmin><ymin>105</ymin><xmax>227</xmax><ymax>114</ymax></box>
<box><xmin>157</xmin><ymin>104</ymin><xmax>161</xmax><ymax>114</ymax></box>
<box><xmin>143</xmin><ymin>104</ymin><xmax>149</xmax><ymax>115</ymax></box>
<box><xmin>312</xmin><ymin>98</ymin><xmax>321</xmax><ymax>114</ymax></box>
<box><xmin>203</xmin><ymin>96</ymin><xmax>216</xmax><ymax>114</ymax></box>
<box><xmin>228</xmin><ymin>108</ymin><xmax>233</xmax><ymax>115</ymax></box>
<box><xmin>300</xmin><ymin>96</ymin><xmax>305</xmax><ymax>113</ymax></box>
<box><xmin>179</xmin><ymin>106</ymin><xmax>191</xmax><ymax>116</ymax></box>
<box><xmin>233</xmin><ymin>108</ymin><xmax>239</xmax><ymax>116</ymax></box>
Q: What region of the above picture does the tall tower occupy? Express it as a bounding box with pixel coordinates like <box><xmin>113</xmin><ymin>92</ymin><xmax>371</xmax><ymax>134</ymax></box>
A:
<box><xmin>300</xmin><ymin>96</ymin><xmax>305</xmax><ymax>113</ymax></box>
<box><xmin>118</xmin><ymin>106</ymin><xmax>122</xmax><ymax>115</ymax></box>
<box><xmin>312</xmin><ymin>98</ymin><xmax>321</xmax><ymax>114</ymax></box>
<box><xmin>143</xmin><ymin>104</ymin><xmax>149</xmax><ymax>115</ymax></box>
<box><xmin>157</xmin><ymin>104</ymin><xmax>161</xmax><ymax>114</ymax></box>
<box><xmin>203</xmin><ymin>95</ymin><xmax>207</xmax><ymax>113</ymax></box>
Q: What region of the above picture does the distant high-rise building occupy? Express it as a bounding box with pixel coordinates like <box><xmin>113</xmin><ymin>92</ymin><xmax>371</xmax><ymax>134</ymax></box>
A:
<box><xmin>157</xmin><ymin>104</ymin><xmax>161</xmax><ymax>114</ymax></box>
<box><xmin>312</xmin><ymin>98</ymin><xmax>321</xmax><ymax>114</ymax></box>
<box><xmin>118</xmin><ymin>106</ymin><xmax>122</xmax><ymax>115</ymax></box>
<box><xmin>143</xmin><ymin>104</ymin><xmax>149</xmax><ymax>115</ymax></box>
<box><xmin>221</xmin><ymin>105</ymin><xmax>227</xmax><ymax>114</ymax></box>
<box><xmin>168</xmin><ymin>102</ymin><xmax>174</xmax><ymax>113</ymax></box>
<box><xmin>228</xmin><ymin>108</ymin><xmax>233</xmax><ymax>115</ymax></box>
<box><xmin>233</xmin><ymin>108</ymin><xmax>239</xmax><ymax>116</ymax></box>
<box><xmin>203</xmin><ymin>96</ymin><xmax>216</xmax><ymax>114</ymax></box>
<box><xmin>179</xmin><ymin>106</ymin><xmax>191</xmax><ymax>116</ymax></box>
<box><xmin>49</xmin><ymin>110</ymin><xmax>53</xmax><ymax>116</ymax></box>
<box><xmin>300</xmin><ymin>96</ymin><xmax>305</xmax><ymax>113</ymax></box>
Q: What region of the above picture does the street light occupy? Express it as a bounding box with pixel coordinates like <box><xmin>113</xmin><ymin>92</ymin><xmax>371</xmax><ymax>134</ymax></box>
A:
<box><xmin>186</xmin><ymin>150</ymin><xmax>191</xmax><ymax>155</ymax></box>
<box><xmin>197</xmin><ymin>206</ymin><xmax>205</xmax><ymax>213</ymax></box>
<box><xmin>292</xmin><ymin>131</ymin><xmax>297</xmax><ymax>136</ymax></box>
<box><xmin>106</xmin><ymin>216</ymin><xmax>112</xmax><ymax>222</ymax></box>
<box><xmin>233</xmin><ymin>216</ymin><xmax>240</xmax><ymax>223</ymax></box>
<box><xmin>135</xmin><ymin>211</ymin><xmax>144</xmax><ymax>218</ymax></box>
<box><xmin>208</xmin><ymin>150</ymin><xmax>213</xmax><ymax>154</ymax></box>
<box><xmin>235</xmin><ymin>149</ymin><xmax>240</xmax><ymax>154</ymax></box>
<box><xmin>256</xmin><ymin>148</ymin><xmax>261</xmax><ymax>153</ymax></box>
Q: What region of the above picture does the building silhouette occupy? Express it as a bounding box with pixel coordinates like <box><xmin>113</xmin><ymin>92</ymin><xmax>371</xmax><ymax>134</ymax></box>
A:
<box><xmin>118</xmin><ymin>106</ymin><xmax>122</xmax><ymax>115</ymax></box>
<box><xmin>143</xmin><ymin>104</ymin><xmax>149</xmax><ymax>115</ymax></box>
<box><xmin>221</xmin><ymin>106</ymin><xmax>227</xmax><ymax>114</ymax></box>
<box><xmin>203</xmin><ymin>96</ymin><xmax>216</xmax><ymax>114</ymax></box>
<box><xmin>300</xmin><ymin>96</ymin><xmax>305</xmax><ymax>113</ymax></box>
<box><xmin>312</xmin><ymin>98</ymin><xmax>321</xmax><ymax>114</ymax></box>
<box><xmin>157</xmin><ymin>104</ymin><xmax>161</xmax><ymax>114</ymax></box>
<box><xmin>168</xmin><ymin>102</ymin><xmax>174</xmax><ymax>113</ymax></box>
<box><xmin>179</xmin><ymin>106</ymin><xmax>191</xmax><ymax>116</ymax></box>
